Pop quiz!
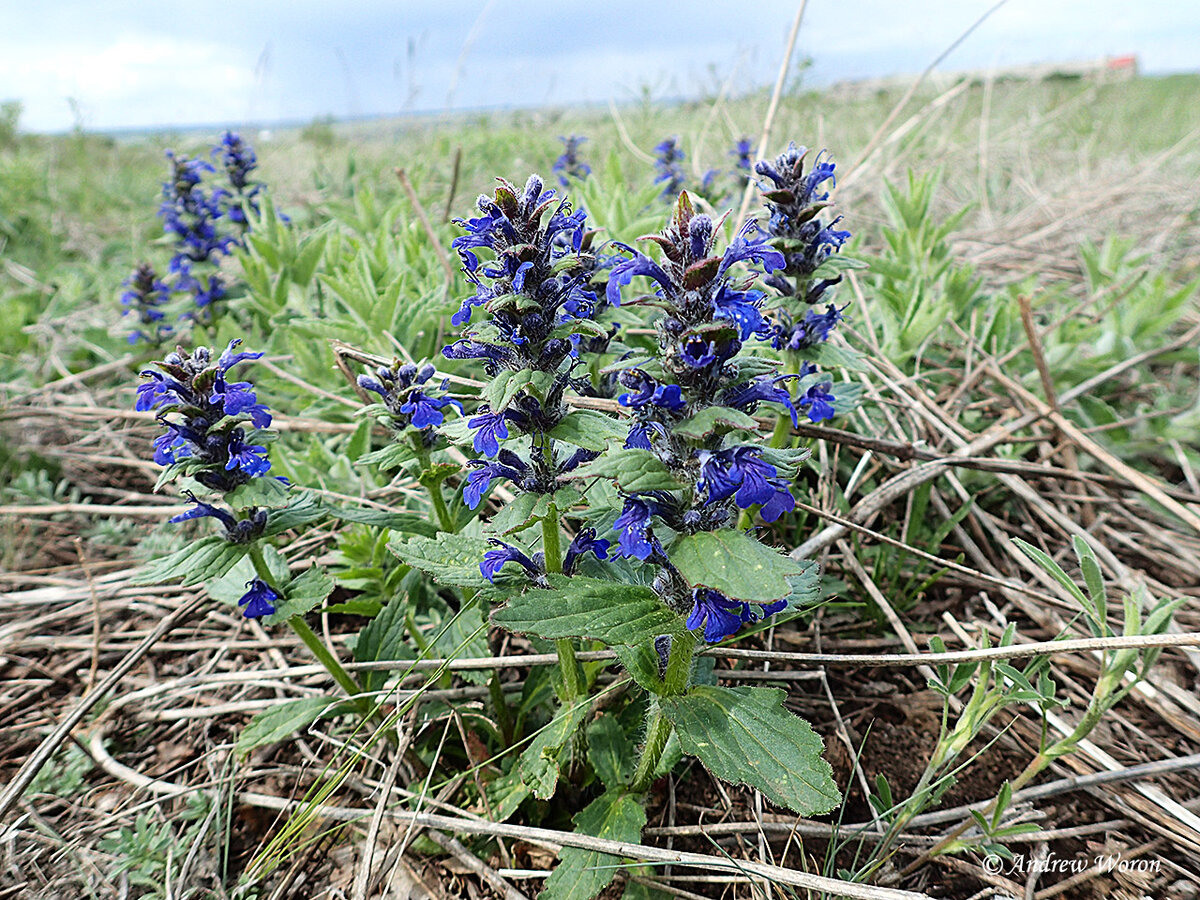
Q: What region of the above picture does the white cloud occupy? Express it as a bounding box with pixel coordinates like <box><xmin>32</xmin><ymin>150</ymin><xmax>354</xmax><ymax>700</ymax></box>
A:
<box><xmin>0</xmin><ymin>35</ymin><xmax>254</xmax><ymax>130</ymax></box>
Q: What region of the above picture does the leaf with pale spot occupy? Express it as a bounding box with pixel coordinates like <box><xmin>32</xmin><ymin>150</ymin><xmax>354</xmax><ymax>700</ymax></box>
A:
<box><xmin>661</xmin><ymin>685</ymin><xmax>839</xmax><ymax>815</ymax></box>
<box><xmin>668</xmin><ymin>530</ymin><xmax>804</xmax><ymax>602</ymax></box>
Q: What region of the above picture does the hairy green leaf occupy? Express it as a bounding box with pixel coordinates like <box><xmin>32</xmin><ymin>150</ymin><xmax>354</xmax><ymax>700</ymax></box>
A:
<box><xmin>328</xmin><ymin>505</ymin><xmax>438</xmax><ymax>536</ymax></box>
<box><xmin>264</xmin><ymin>566</ymin><xmax>336</xmax><ymax>624</ymax></box>
<box><xmin>566</xmin><ymin>449</ymin><xmax>682</xmax><ymax>492</ymax></box>
<box><xmin>672</xmin><ymin>406</ymin><xmax>760</xmax><ymax>440</ymax></box>
<box><xmin>669</xmin><ymin>530</ymin><xmax>804</xmax><ymax>602</ymax></box>
<box><xmin>133</xmin><ymin>536</ymin><xmax>248</xmax><ymax>586</ymax></box>
<box><xmin>493</xmin><ymin>575</ymin><xmax>684</xmax><ymax>645</ymax></box>
<box><xmin>236</xmin><ymin>697</ymin><xmax>339</xmax><ymax>756</ymax></box>
<box><xmin>586</xmin><ymin>716</ymin><xmax>635</xmax><ymax>789</ymax></box>
<box><xmin>661</xmin><ymin>686</ymin><xmax>839</xmax><ymax>815</ymax></box>
<box><xmin>548</xmin><ymin>409</ymin><xmax>629</xmax><ymax>451</ymax></box>
<box><xmin>519</xmin><ymin>702</ymin><xmax>588</xmax><ymax>799</ymax></box>
<box><xmin>389</xmin><ymin>533</ymin><xmax>494</xmax><ymax>588</ymax></box>
<box><xmin>354</xmin><ymin>598</ymin><xmax>416</xmax><ymax>691</ymax></box>
<box><xmin>540</xmin><ymin>790</ymin><xmax>646</xmax><ymax>900</ymax></box>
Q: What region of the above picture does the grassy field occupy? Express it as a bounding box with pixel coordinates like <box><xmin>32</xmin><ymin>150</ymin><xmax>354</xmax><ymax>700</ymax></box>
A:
<box><xmin>2</xmin><ymin>71</ymin><xmax>1200</xmax><ymax>899</ymax></box>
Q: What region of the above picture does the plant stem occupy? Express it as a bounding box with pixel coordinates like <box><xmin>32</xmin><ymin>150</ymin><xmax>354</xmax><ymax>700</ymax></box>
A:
<box><xmin>630</xmin><ymin>630</ymin><xmax>697</xmax><ymax>793</ymax></box>
<box><xmin>630</xmin><ymin>705</ymin><xmax>671</xmax><ymax>793</ymax></box>
<box><xmin>541</xmin><ymin>500</ymin><xmax>585</xmax><ymax>703</ymax></box>
<box><xmin>414</xmin><ymin>442</ymin><xmax>455</xmax><ymax>534</ymax></box>
<box><xmin>247</xmin><ymin>543</ymin><xmax>371</xmax><ymax>716</ymax></box>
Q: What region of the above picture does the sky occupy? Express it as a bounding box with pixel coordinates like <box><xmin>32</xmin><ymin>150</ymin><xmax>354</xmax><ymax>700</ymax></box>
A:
<box><xmin>3</xmin><ymin>1</ymin><xmax>1198</xmax><ymax>133</ymax></box>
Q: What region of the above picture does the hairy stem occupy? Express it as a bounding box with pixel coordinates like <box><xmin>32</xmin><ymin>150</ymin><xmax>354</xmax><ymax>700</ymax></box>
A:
<box><xmin>630</xmin><ymin>630</ymin><xmax>697</xmax><ymax>793</ymax></box>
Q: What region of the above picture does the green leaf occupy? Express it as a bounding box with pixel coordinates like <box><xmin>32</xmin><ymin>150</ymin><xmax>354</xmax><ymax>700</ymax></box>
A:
<box><xmin>780</xmin><ymin>560</ymin><xmax>823</xmax><ymax>607</ymax></box>
<box><xmin>430</xmin><ymin>601</ymin><xmax>491</xmax><ymax>685</ymax></box>
<box><xmin>486</xmin><ymin>368</ymin><xmax>534</xmax><ymax>412</ymax></box>
<box><xmin>354</xmin><ymin>598</ymin><xmax>416</xmax><ymax>691</ymax></box>
<box><xmin>1073</xmin><ymin>535</ymin><xmax>1108</xmax><ymax>634</ymax></box>
<box><xmin>493</xmin><ymin>576</ymin><xmax>685</xmax><ymax>645</ymax></box>
<box><xmin>263</xmin><ymin>492</ymin><xmax>328</xmax><ymax>536</ymax></box>
<box><xmin>668</xmin><ymin>531</ymin><xmax>804</xmax><ymax>602</ymax></box>
<box><xmin>1012</xmin><ymin>538</ymin><xmax>1089</xmax><ymax>606</ymax></box>
<box><xmin>671</xmin><ymin>406</ymin><xmax>760</xmax><ymax>440</ymax></box>
<box><xmin>389</xmin><ymin>533</ymin><xmax>494</xmax><ymax>588</ymax></box>
<box><xmin>549</xmin><ymin>317</ymin><xmax>611</xmax><ymax>342</ymax></box>
<box><xmin>328</xmin><ymin>505</ymin><xmax>438</xmax><ymax>536</ymax></box>
<box><xmin>263</xmin><ymin>566</ymin><xmax>336</xmax><ymax>625</ymax></box>
<box><xmin>548</xmin><ymin>410</ymin><xmax>629</xmax><ymax>451</ymax></box>
<box><xmin>814</xmin><ymin>254</ymin><xmax>869</xmax><ymax>274</ymax></box>
<box><xmin>484</xmin><ymin>767</ymin><xmax>531</xmax><ymax>822</ymax></box>
<box><xmin>236</xmin><ymin>697</ymin><xmax>339</xmax><ymax>756</ymax></box>
<box><xmin>519</xmin><ymin>702</ymin><xmax>588</xmax><ymax>799</ymax></box>
<box><xmin>802</xmin><ymin>342</ymin><xmax>867</xmax><ymax>372</ymax></box>
<box><xmin>224</xmin><ymin>476</ymin><xmax>291</xmax><ymax>510</ymax></box>
<box><xmin>356</xmin><ymin>442</ymin><xmax>418</xmax><ymax>470</ymax></box>
<box><xmin>612</xmin><ymin>641</ymin><xmax>666</xmax><ymax>693</ymax></box>
<box><xmin>661</xmin><ymin>686</ymin><xmax>839</xmax><ymax>815</ymax></box>
<box><xmin>587</xmin><ymin>716</ymin><xmax>635</xmax><ymax>789</ymax></box>
<box><xmin>566</xmin><ymin>449</ymin><xmax>682</xmax><ymax>492</ymax></box>
<box><xmin>540</xmin><ymin>790</ymin><xmax>646</xmax><ymax>900</ymax></box>
<box><xmin>133</xmin><ymin>536</ymin><xmax>248</xmax><ymax>586</ymax></box>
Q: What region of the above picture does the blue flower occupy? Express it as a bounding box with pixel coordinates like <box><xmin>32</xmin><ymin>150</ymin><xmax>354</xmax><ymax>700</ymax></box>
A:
<box><xmin>617</xmin><ymin>369</ymin><xmax>686</xmax><ymax>412</ymax></box>
<box><xmin>215</xmin><ymin>131</ymin><xmax>259</xmax><ymax>192</ymax></box>
<box><xmin>481</xmin><ymin>539</ymin><xmax>542</xmax><ymax>583</ymax></box>
<box><xmin>772</xmin><ymin>303</ymin><xmax>846</xmax><ymax>352</ymax></box>
<box><xmin>468</xmin><ymin>408</ymin><xmax>510</xmax><ymax>457</ymax></box>
<box><xmin>218</xmin><ymin>339</ymin><xmax>265</xmax><ymax>371</ymax></box>
<box><xmin>563</xmin><ymin>527</ymin><xmax>610</xmax><ymax>575</ymax></box>
<box><xmin>717</xmin><ymin>222</ymin><xmax>786</xmax><ymax>280</ymax></box>
<box><xmin>120</xmin><ymin>263</ymin><xmax>173</xmax><ymax>344</ymax></box>
<box><xmin>169</xmin><ymin>492</ymin><xmax>268</xmax><ymax>542</ymax></box>
<box><xmin>686</xmin><ymin>588</ymin><xmax>788</xmax><ymax>642</ymax></box>
<box><xmin>463</xmin><ymin>452</ymin><xmax>530</xmax><ymax>509</ymax></box>
<box><xmin>697</xmin><ymin>446</ymin><xmax>796</xmax><ymax>522</ymax></box>
<box><xmin>797</xmin><ymin>362</ymin><xmax>836</xmax><ymax>422</ymax></box>
<box><xmin>605</xmin><ymin>248</ymin><xmax>674</xmax><ymax>307</ymax></box>
<box><xmin>713</xmin><ymin>284</ymin><xmax>769</xmax><ymax>340</ymax></box>
<box><xmin>613</xmin><ymin>495</ymin><xmax>663</xmax><ymax>561</ymax></box>
<box><xmin>138</xmin><ymin>342</ymin><xmax>276</xmax><ymax>492</ymax></box>
<box><xmin>441</xmin><ymin>338</ymin><xmax>513</xmax><ymax>372</ymax></box>
<box><xmin>238</xmin><ymin>579</ymin><xmax>278</xmax><ymax>619</ymax></box>
<box><xmin>225</xmin><ymin>429</ymin><xmax>272</xmax><ymax>476</ymax></box>
<box><xmin>731</xmin><ymin>138</ymin><xmax>754</xmax><ymax>172</ymax></box>
<box><xmin>723</xmin><ymin>374</ymin><xmax>800</xmax><ymax>427</ymax></box>
<box><xmin>212</xmin><ymin>373</ymin><xmax>272</xmax><ymax>428</ymax></box>
<box><xmin>169</xmin><ymin>496</ymin><xmax>238</xmax><ymax>530</ymax></box>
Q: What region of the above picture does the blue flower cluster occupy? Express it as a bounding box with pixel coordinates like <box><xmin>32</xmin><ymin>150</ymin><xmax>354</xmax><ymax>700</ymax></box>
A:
<box><xmin>138</xmin><ymin>340</ymin><xmax>274</xmax><ymax>490</ymax></box>
<box><xmin>154</xmin><ymin>131</ymin><xmax>264</xmax><ymax>323</ymax></box>
<box><xmin>755</xmin><ymin>143</ymin><xmax>851</xmax><ymax>304</ymax></box>
<box><xmin>138</xmin><ymin>340</ymin><xmax>281</xmax><ymax>618</ymax></box>
<box><xmin>358</xmin><ymin>361</ymin><xmax>464</xmax><ymax>444</ymax></box>
<box><xmin>552</xmin><ymin>135</ymin><xmax>591</xmax><ymax>187</ymax></box>
<box><xmin>120</xmin><ymin>263</ymin><xmax>173</xmax><ymax>345</ymax></box>
<box><xmin>653</xmin><ymin>137</ymin><xmax>686</xmax><ymax>198</ymax></box>
<box><xmin>444</xmin><ymin>175</ymin><xmax>604</xmax><ymax>459</ymax></box>
<box><xmin>214</xmin><ymin>131</ymin><xmax>263</xmax><ymax>224</ymax></box>
<box><xmin>604</xmin><ymin>195</ymin><xmax>804</xmax><ymax>640</ymax></box>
